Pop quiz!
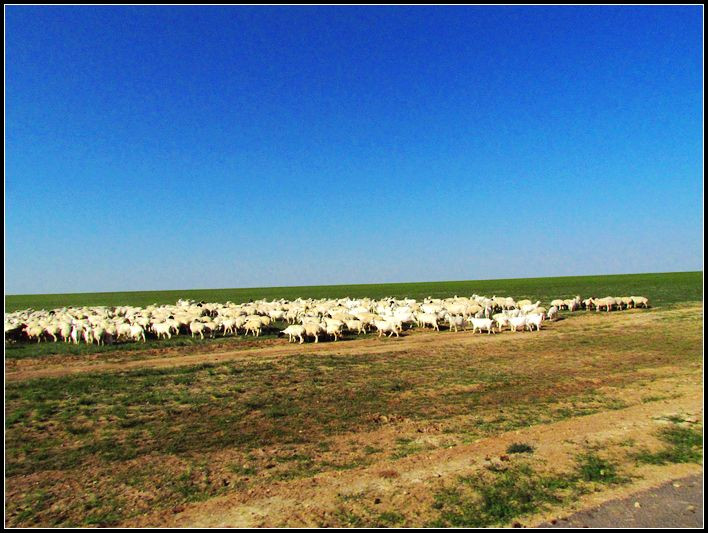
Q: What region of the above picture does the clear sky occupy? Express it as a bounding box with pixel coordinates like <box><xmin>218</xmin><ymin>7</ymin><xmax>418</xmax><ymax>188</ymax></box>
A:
<box><xmin>5</xmin><ymin>6</ymin><xmax>703</xmax><ymax>295</ymax></box>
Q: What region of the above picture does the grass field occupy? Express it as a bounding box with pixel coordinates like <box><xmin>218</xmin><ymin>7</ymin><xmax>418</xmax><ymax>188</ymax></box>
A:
<box><xmin>5</xmin><ymin>271</ymin><xmax>702</xmax><ymax>312</ymax></box>
<box><xmin>4</xmin><ymin>272</ymin><xmax>703</xmax><ymax>527</ymax></box>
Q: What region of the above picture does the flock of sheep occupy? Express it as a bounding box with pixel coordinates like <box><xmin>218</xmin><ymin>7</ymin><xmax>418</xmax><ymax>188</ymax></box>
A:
<box><xmin>5</xmin><ymin>294</ymin><xmax>650</xmax><ymax>346</ymax></box>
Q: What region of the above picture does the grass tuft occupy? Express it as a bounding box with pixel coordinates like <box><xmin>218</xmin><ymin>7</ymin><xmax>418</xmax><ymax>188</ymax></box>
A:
<box><xmin>633</xmin><ymin>425</ymin><xmax>703</xmax><ymax>465</ymax></box>
<box><xmin>506</xmin><ymin>442</ymin><xmax>535</xmax><ymax>454</ymax></box>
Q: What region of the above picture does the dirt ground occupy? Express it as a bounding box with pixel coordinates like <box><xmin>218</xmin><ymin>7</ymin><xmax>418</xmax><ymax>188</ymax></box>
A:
<box><xmin>5</xmin><ymin>304</ymin><xmax>704</xmax><ymax>527</ymax></box>
<box><xmin>119</xmin><ymin>381</ymin><xmax>702</xmax><ymax>527</ymax></box>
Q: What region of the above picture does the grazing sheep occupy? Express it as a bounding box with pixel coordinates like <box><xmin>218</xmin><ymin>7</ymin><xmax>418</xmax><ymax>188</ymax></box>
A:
<box><xmin>595</xmin><ymin>297</ymin><xmax>617</xmax><ymax>312</ymax></box>
<box><xmin>520</xmin><ymin>301</ymin><xmax>541</xmax><ymax>314</ymax></box>
<box><xmin>324</xmin><ymin>320</ymin><xmax>344</xmax><ymax>341</ymax></box>
<box><xmin>221</xmin><ymin>318</ymin><xmax>237</xmax><ymax>336</ymax></box>
<box><xmin>244</xmin><ymin>319</ymin><xmax>262</xmax><ymax>337</ymax></box>
<box><xmin>303</xmin><ymin>321</ymin><xmax>323</xmax><ymax>343</ymax></box>
<box><xmin>92</xmin><ymin>325</ymin><xmax>106</xmax><ymax>345</ymax></box>
<box><xmin>282</xmin><ymin>324</ymin><xmax>305</xmax><ymax>344</ymax></box>
<box><xmin>24</xmin><ymin>324</ymin><xmax>44</xmax><ymax>343</ymax></box>
<box><xmin>354</xmin><ymin>312</ymin><xmax>379</xmax><ymax>332</ymax></box>
<box><xmin>631</xmin><ymin>296</ymin><xmax>649</xmax><ymax>309</ymax></box>
<box><xmin>5</xmin><ymin>291</ymin><xmax>649</xmax><ymax>349</ymax></box>
<box><xmin>117</xmin><ymin>323</ymin><xmax>132</xmax><ymax>341</ymax></box>
<box><xmin>469</xmin><ymin>317</ymin><xmax>495</xmax><ymax>334</ymax></box>
<box><xmin>525</xmin><ymin>313</ymin><xmax>544</xmax><ymax>331</ymax></box>
<box><xmin>374</xmin><ymin>319</ymin><xmax>400</xmax><ymax>338</ymax></box>
<box><xmin>129</xmin><ymin>324</ymin><xmax>146</xmax><ymax>343</ymax></box>
<box><xmin>416</xmin><ymin>313</ymin><xmax>439</xmax><ymax>331</ymax></box>
<box><xmin>43</xmin><ymin>324</ymin><xmax>60</xmax><ymax>342</ymax></box>
<box><xmin>189</xmin><ymin>321</ymin><xmax>206</xmax><ymax>339</ymax></box>
<box><xmin>492</xmin><ymin>313</ymin><xmax>510</xmax><ymax>332</ymax></box>
<box><xmin>615</xmin><ymin>296</ymin><xmax>633</xmax><ymax>310</ymax></box>
<box><xmin>344</xmin><ymin>319</ymin><xmax>366</xmax><ymax>335</ymax></box>
<box><xmin>445</xmin><ymin>314</ymin><xmax>465</xmax><ymax>332</ymax></box>
<box><xmin>70</xmin><ymin>326</ymin><xmax>81</xmax><ymax>344</ymax></box>
<box><xmin>509</xmin><ymin>316</ymin><xmax>528</xmax><ymax>332</ymax></box>
<box><xmin>152</xmin><ymin>322</ymin><xmax>172</xmax><ymax>340</ymax></box>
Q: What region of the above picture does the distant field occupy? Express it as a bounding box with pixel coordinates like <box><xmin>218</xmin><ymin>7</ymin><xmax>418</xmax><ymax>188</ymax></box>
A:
<box><xmin>4</xmin><ymin>271</ymin><xmax>702</xmax><ymax>312</ymax></box>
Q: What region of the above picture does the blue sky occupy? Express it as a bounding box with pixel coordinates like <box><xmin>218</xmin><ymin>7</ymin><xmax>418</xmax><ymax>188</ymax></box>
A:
<box><xmin>5</xmin><ymin>6</ymin><xmax>703</xmax><ymax>294</ymax></box>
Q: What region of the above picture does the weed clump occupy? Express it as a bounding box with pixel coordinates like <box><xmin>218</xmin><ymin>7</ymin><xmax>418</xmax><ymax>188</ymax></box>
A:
<box><xmin>430</xmin><ymin>452</ymin><xmax>628</xmax><ymax>527</ymax></box>
<box><xmin>634</xmin><ymin>425</ymin><xmax>702</xmax><ymax>465</ymax></box>
<box><xmin>506</xmin><ymin>442</ymin><xmax>535</xmax><ymax>454</ymax></box>
<box><xmin>576</xmin><ymin>452</ymin><xmax>628</xmax><ymax>484</ymax></box>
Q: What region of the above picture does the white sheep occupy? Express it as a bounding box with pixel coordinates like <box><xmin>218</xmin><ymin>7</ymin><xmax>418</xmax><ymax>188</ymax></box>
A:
<box><xmin>282</xmin><ymin>324</ymin><xmax>305</xmax><ymax>344</ymax></box>
<box><xmin>416</xmin><ymin>312</ymin><xmax>439</xmax><ymax>331</ymax></box>
<box><xmin>492</xmin><ymin>313</ymin><xmax>509</xmax><ymax>332</ymax></box>
<box><xmin>24</xmin><ymin>324</ymin><xmax>44</xmax><ymax>343</ymax></box>
<box><xmin>445</xmin><ymin>314</ymin><xmax>465</xmax><ymax>332</ymax></box>
<box><xmin>324</xmin><ymin>320</ymin><xmax>344</xmax><ymax>341</ymax></box>
<box><xmin>374</xmin><ymin>319</ymin><xmax>400</xmax><ymax>338</ymax></box>
<box><xmin>595</xmin><ymin>297</ymin><xmax>616</xmax><ymax>312</ymax></box>
<box><xmin>152</xmin><ymin>322</ymin><xmax>172</xmax><ymax>340</ymax></box>
<box><xmin>469</xmin><ymin>317</ymin><xmax>494</xmax><ymax>334</ymax></box>
<box><xmin>129</xmin><ymin>324</ymin><xmax>146</xmax><ymax>343</ymax></box>
<box><xmin>303</xmin><ymin>321</ymin><xmax>323</xmax><ymax>343</ymax></box>
<box><xmin>520</xmin><ymin>301</ymin><xmax>541</xmax><ymax>314</ymax></box>
<box><xmin>631</xmin><ymin>296</ymin><xmax>649</xmax><ymax>309</ymax></box>
<box><xmin>243</xmin><ymin>319</ymin><xmax>262</xmax><ymax>337</ymax></box>
<box><xmin>189</xmin><ymin>321</ymin><xmax>206</xmax><ymax>339</ymax></box>
<box><xmin>525</xmin><ymin>313</ymin><xmax>544</xmax><ymax>331</ymax></box>
<box><xmin>508</xmin><ymin>315</ymin><xmax>528</xmax><ymax>332</ymax></box>
<box><xmin>344</xmin><ymin>319</ymin><xmax>366</xmax><ymax>335</ymax></box>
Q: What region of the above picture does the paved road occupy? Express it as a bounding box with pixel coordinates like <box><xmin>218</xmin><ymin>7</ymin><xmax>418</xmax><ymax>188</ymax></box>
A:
<box><xmin>539</xmin><ymin>474</ymin><xmax>703</xmax><ymax>528</ymax></box>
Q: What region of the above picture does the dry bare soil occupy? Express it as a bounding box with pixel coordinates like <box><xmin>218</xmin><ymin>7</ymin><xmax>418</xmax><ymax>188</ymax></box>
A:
<box><xmin>5</xmin><ymin>304</ymin><xmax>703</xmax><ymax>527</ymax></box>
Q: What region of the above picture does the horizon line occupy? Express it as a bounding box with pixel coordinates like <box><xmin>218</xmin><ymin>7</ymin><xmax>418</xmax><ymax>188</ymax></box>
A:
<box><xmin>4</xmin><ymin>270</ymin><xmax>702</xmax><ymax>299</ymax></box>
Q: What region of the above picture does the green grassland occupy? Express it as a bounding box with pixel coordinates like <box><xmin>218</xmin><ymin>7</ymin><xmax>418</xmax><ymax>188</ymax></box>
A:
<box><xmin>5</xmin><ymin>271</ymin><xmax>702</xmax><ymax>312</ymax></box>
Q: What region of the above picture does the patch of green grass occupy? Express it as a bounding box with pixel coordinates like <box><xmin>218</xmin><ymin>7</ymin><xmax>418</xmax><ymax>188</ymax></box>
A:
<box><xmin>641</xmin><ymin>395</ymin><xmax>669</xmax><ymax>403</ymax></box>
<box><xmin>390</xmin><ymin>437</ymin><xmax>434</xmax><ymax>460</ymax></box>
<box><xmin>5</xmin><ymin>408</ymin><xmax>30</xmax><ymax>428</ymax></box>
<box><xmin>634</xmin><ymin>425</ymin><xmax>703</xmax><ymax>465</ymax></box>
<box><xmin>430</xmin><ymin>463</ymin><xmax>573</xmax><ymax>527</ymax></box>
<box><xmin>506</xmin><ymin>442</ymin><xmax>535</xmax><ymax>454</ymax></box>
<box><xmin>375</xmin><ymin>511</ymin><xmax>406</xmax><ymax>527</ymax></box>
<box><xmin>575</xmin><ymin>452</ymin><xmax>628</xmax><ymax>484</ymax></box>
<box><xmin>228</xmin><ymin>463</ymin><xmax>258</xmax><ymax>476</ymax></box>
<box><xmin>332</xmin><ymin>508</ymin><xmax>366</xmax><ymax>527</ymax></box>
<box><xmin>10</xmin><ymin>489</ymin><xmax>52</xmax><ymax>526</ymax></box>
<box><xmin>430</xmin><ymin>451</ymin><xmax>629</xmax><ymax>527</ymax></box>
<box><xmin>319</xmin><ymin>456</ymin><xmax>371</xmax><ymax>471</ymax></box>
<box><xmin>173</xmin><ymin>463</ymin><xmax>224</xmax><ymax>503</ymax></box>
